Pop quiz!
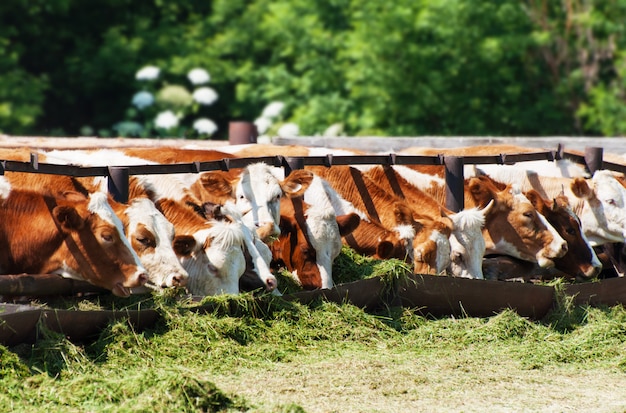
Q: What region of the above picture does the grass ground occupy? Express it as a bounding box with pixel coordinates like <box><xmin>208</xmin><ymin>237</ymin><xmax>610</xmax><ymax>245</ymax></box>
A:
<box><xmin>1</xmin><ymin>249</ymin><xmax>626</xmax><ymax>412</ymax></box>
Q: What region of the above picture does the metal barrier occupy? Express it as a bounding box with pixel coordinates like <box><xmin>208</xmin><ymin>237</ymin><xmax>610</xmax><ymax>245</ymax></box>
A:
<box><xmin>2</xmin><ymin>145</ymin><xmax>620</xmax><ymax>211</ymax></box>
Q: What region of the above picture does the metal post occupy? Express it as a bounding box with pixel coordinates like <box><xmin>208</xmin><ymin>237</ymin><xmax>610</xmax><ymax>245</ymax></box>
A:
<box><xmin>228</xmin><ymin>121</ymin><xmax>258</xmax><ymax>145</ymax></box>
<box><xmin>445</xmin><ymin>156</ymin><xmax>464</xmax><ymax>212</ymax></box>
<box><xmin>284</xmin><ymin>157</ymin><xmax>304</xmax><ymax>176</ymax></box>
<box><xmin>108</xmin><ymin>167</ymin><xmax>129</xmax><ymax>203</ymax></box>
<box><xmin>584</xmin><ymin>147</ymin><xmax>604</xmax><ymax>175</ymax></box>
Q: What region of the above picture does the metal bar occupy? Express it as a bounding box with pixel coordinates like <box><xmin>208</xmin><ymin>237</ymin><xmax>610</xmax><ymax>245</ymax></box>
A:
<box><xmin>107</xmin><ymin>166</ymin><xmax>129</xmax><ymax>203</ymax></box>
<box><xmin>444</xmin><ymin>156</ymin><xmax>464</xmax><ymax>212</ymax></box>
<box><xmin>584</xmin><ymin>147</ymin><xmax>604</xmax><ymax>175</ymax></box>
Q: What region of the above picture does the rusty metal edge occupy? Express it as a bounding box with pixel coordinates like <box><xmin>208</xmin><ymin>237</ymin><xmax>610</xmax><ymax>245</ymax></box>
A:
<box><xmin>3</xmin><ymin>276</ymin><xmax>626</xmax><ymax>346</ymax></box>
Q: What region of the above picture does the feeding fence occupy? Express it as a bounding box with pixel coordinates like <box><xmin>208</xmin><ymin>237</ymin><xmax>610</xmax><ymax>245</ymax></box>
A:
<box><xmin>1</xmin><ymin>143</ymin><xmax>626</xmax><ymax>345</ymax></box>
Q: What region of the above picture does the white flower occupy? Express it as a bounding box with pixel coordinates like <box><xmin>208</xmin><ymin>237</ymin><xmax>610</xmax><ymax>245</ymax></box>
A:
<box><xmin>192</xmin><ymin>87</ymin><xmax>218</xmax><ymax>105</ymax></box>
<box><xmin>277</xmin><ymin>122</ymin><xmax>299</xmax><ymax>137</ymax></box>
<box><xmin>254</xmin><ymin>117</ymin><xmax>273</xmax><ymax>135</ymax></box>
<box><xmin>187</xmin><ymin>68</ymin><xmax>210</xmax><ymax>85</ymax></box>
<box><xmin>131</xmin><ymin>91</ymin><xmax>155</xmax><ymax>110</ymax></box>
<box><xmin>193</xmin><ymin>118</ymin><xmax>218</xmax><ymax>135</ymax></box>
<box><xmin>135</xmin><ymin>65</ymin><xmax>160</xmax><ymax>81</ymax></box>
<box><xmin>261</xmin><ymin>101</ymin><xmax>285</xmax><ymax>119</ymax></box>
<box><xmin>323</xmin><ymin>123</ymin><xmax>344</xmax><ymax>137</ymax></box>
<box><xmin>154</xmin><ymin>110</ymin><xmax>179</xmax><ymax>129</ymax></box>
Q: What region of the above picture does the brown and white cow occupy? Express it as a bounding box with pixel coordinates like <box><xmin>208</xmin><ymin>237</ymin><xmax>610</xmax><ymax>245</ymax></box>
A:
<box><xmin>155</xmin><ymin>198</ymin><xmax>247</xmax><ymax>295</ymax></box>
<box><xmin>307</xmin><ymin>165</ymin><xmax>453</xmax><ymax>275</ymax></box>
<box><xmin>42</xmin><ymin>148</ymin><xmax>272</xmax><ymax>294</ymax></box>
<box><xmin>364</xmin><ymin>165</ymin><xmax>490</xmax><ymax>279</ymax></box>
<box><xmin>470</xmin><ymin>166</ymin><xmax>626</xmax><ymax>248</ymax></box>
<box><xmin>0</xmin><ymin>182</ymin><xmax>148</xmax><ymax>297</ymax></box>
<box><xmin>393</xmin><ymin>165</ymin><xmax>568</xmax><ymax>269</ymax></box>
<box><xmin>0</xmin><ymin>149</ymin><xmax>190</xmax><ymax>291</ymax></box>
<box><xmin>524</xmin><ymin>190</ymin><xmax>602</xmax><ymax>279</ymax></box>
<box><xmin>270</xmin><ymin>189</ymin><xmax>360</xmax><ymax>290</ymax></box>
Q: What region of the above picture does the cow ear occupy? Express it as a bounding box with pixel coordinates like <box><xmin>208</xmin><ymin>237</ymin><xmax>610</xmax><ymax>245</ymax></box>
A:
<box><xmin>524</xmin><ymin>189</ymin><xmax>545</xmax><ymax>210</ymax></box>
<box><xmin>59</xmin><ymin>191</ymin><xmax>88</xmax><ymax>202</ymax></box>
<box><xmin>336</xmin><ymin>213</ymin><xmax>361</xmax><ymax>237</ymax></box>
<box><xmin>281</xmin><ymin>170</ymin><xmax>314</xmax><ymax>198</ymax></box>
<box><xmin>393</xmin><ymin>202</ymin><xmax>414</xmax><ymax>226</ymax></box>
<box><xmin>199</xmin><ymin>172</ymin><xmax>235</xmax><ymax>198</ymax></box>
<box><xmin>571</xmin><ymin>178</ymin><xmax>593</xmax><ymax>200</ymax></box>
<box><xmin>53</xmin><ymin>206</ymin><xmax>85</xmax><ymax>232</ymax></box>
<box><xmin>173</xmin><ymin>235</ymin><xmax>196</xmax><ymax>256</ymax></box>
<box><xmin>376</xmin><ymin>241</ymin><xmax>394</xmax><ymax>259</ymax></box>
<box><xmin>468</xmin><ymin>177</ymin><xmax>495</xmax><ymax>208</ymax></box>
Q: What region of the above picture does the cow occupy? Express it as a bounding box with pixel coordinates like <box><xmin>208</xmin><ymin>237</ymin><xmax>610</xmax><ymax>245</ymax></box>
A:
<box><xmin>391</xmin><ymin>165</ymin><xmax>569</xmax><ymax>269</ymax></box>
<box><xmin>307</xmin><ymin>165</ymin><xmax>453</xmax><ymax>275</ymax></box>
<box><xmin>0</xmin><ymin>181</ymin><xmax>148</xmax><ymax>297</ymax></box>
<box><xmin>470</xmin><ymin>167</ymin><xmax>626</xmax><ymax>248</ymax></box>
<box><xmin>363</xmin><ymin>165</ymin><xmax>490</xmax><ymax>279</ymax></box>
<box><xmin>523</xmin><ymin>190</ymin><xmax>602</xmax><ymax>279</ymax></box>
<box><xmin>190</xmin><ymin>163</ymin><xmax>314</xmax><ymax>242</ymax></box>
<box><xmin>41</xmin><ymin>148</ymin><xmax>277</xmax><ymax>294</ymax></box>
<box><xmin>154</xmin><ymin>198</ymin><xmax>248</xmax><ymax>295</ymax></box>
<box><xmin>269</xmin><ymin>182</ymin><xmax>361</xmax><ymax>290</ymax></box>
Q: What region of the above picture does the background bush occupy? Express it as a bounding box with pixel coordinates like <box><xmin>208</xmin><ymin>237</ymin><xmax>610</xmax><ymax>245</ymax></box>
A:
<box><xmin>2</xmin><ymin>0</ymin><xmax>626</xmax><ymax>139</ymax></box>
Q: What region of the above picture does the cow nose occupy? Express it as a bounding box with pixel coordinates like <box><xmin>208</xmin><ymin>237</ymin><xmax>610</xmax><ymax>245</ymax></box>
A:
<box><xmin>265</xmin><ymin>275</ymin><xmax>278</xmax><ymax>291</ymax></box>
<box><xmin>169</xmin><ymin>272</ymin><xmax>188</xmax><ymax>287</ymax></box>
<box><xmin>135</xmin><ymin>270</ymin><xmax>149</xmax><ymax>287</ymax></box>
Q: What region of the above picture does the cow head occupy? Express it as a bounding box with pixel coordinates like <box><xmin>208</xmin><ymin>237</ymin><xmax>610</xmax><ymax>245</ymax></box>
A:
<box><xmin>272</xmin><ymin>197</ymin><xmax>360</xmax><ymax>290</ymax></box>
<box><xmin>468</xmin><ymin>176</ymin><xmax>568</xmax><ymax>268</ymax></box>
<box><xmin>195</xmin><ymin>164</ymin><xmax>313</xmax><ymax>243</ymax></box>
<box><xmin>155</xmin><ymin>198</ymin><xmax>247</xmax><ymax>296</ymax></box>
<box><xmin>446</xmin><ymin>202</ymin><xmax>492</xmax><ymax>279</ymax></box>
<box><xmin>111</xmin><ymin>197</ymin><xmax>190</xmax><ymax>290</ymax></box>
<box><xmin>48</xmin><ymin>192</ymin><xmax>149</xmax><ymax>297</ymax></box>
<box><xmin>526</xmin><ymin>190</ymin><xmax>602</xmax><ymax>279</ymax></box>
<box><xmin>573</xmin><ymin>171</ymin><xmax>626</xmax><ymax>246</ymax></box>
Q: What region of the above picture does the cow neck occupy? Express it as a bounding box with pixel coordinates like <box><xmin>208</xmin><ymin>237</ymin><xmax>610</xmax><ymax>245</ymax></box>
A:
<box><xmin>349</xmin><ymin>167</ymin><xmax>380</xmax><ymax>223</ymax></box>
<box><xmin>43</xmin><ymin>196</ymin><xmax>101</xmax><ymax>282</ymax></box>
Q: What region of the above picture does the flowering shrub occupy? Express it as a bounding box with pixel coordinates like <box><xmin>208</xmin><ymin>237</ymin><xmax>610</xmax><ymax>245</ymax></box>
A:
<box><xmin>114</xmin><ymin>66</ymin><xmax>219</xmax><ymax>139</ymax></box>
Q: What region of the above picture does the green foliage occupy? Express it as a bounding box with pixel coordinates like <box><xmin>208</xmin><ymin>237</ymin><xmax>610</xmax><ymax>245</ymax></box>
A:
<box><xmin>3</xmin><ymin>0</ymin><xmax>626</xmax><ymax>137</ymax></box>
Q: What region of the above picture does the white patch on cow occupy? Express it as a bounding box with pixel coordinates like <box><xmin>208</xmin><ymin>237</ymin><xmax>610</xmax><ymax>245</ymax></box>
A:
<box><xmin>0</xmin><ymin>176</ymin><xmax>11</xmax><ymax>199</ymax></box>
<box><xmin>474</xmin><ymin>159</ymin><xmax>589</xmax><ymax>179</ymax></box>
<box><xmin>585</xmin><ymin>170</ymin><xmax>626</xmax><ymax>245</ymax></box>
<box><xmin>432</xmin><ymin>229</ymin><xmax>451</xmax><ymax>274</ymax></box>
<box><xmin>447</xmin><ymin>207</ymin><xmax>487</xmax><ymax>279</ymax></box>
<box><xmin>236</xmin><ymin>163</ymin><xmax>283</xmax><ymax>237</ymax></box>
<box><xmin>87</xmin><ymin>192</ymin><xmax>147</xmax><ymax>275</ymax></box>
<box><xmin>392</xmin><ymin>165</ymin><xmax>445</xmax><ymax>189</ymax></box>
<box><xmin>222</xmin><ymin>201</ymin><xmax>279</xmax><ymax>294</ymax></box>
<box><xmin>124</xmin><ymin>198</ymin><xmax>189</xmax><ymax>289</ymax></box>
<box><xmin>184</xmin><ymin>222</ymin><xmax>246</xmax><ymax>296</ymax></box>
<box><xmin>395</xmin><ymin>223</ymin><xmax>416</xmax><ymax>261</ymax></box>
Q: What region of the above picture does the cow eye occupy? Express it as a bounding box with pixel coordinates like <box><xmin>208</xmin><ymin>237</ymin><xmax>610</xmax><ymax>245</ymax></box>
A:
<box><xmin>136</xmin><ymin>237</ymin><xmax>151</xmax><ymax>246</ymax></box>
<box><xmin>101</xmin><ymin>232</ymin><xmax>114</xmax><ymax>243</ymax></box>
<box><xmin>523</xmin><ymin>211</ymin><xmax>534</xmax><ymax>219</ymax></box>
<box><xmin>566</xmin><ymin>228</ymin><xmax>576</xmax><ymax>236</ymax></box>
<box><xmin>606</xmin><ymin>199</ymin><xmax>617</xmax><ymax>206</ymax></box>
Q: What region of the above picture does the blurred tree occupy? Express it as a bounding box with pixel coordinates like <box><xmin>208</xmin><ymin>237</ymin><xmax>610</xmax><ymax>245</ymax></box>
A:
<box><xmin>2</xmin><ymin>0</ymin><xmax>626</xmax><ymax>137</ymax></box>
